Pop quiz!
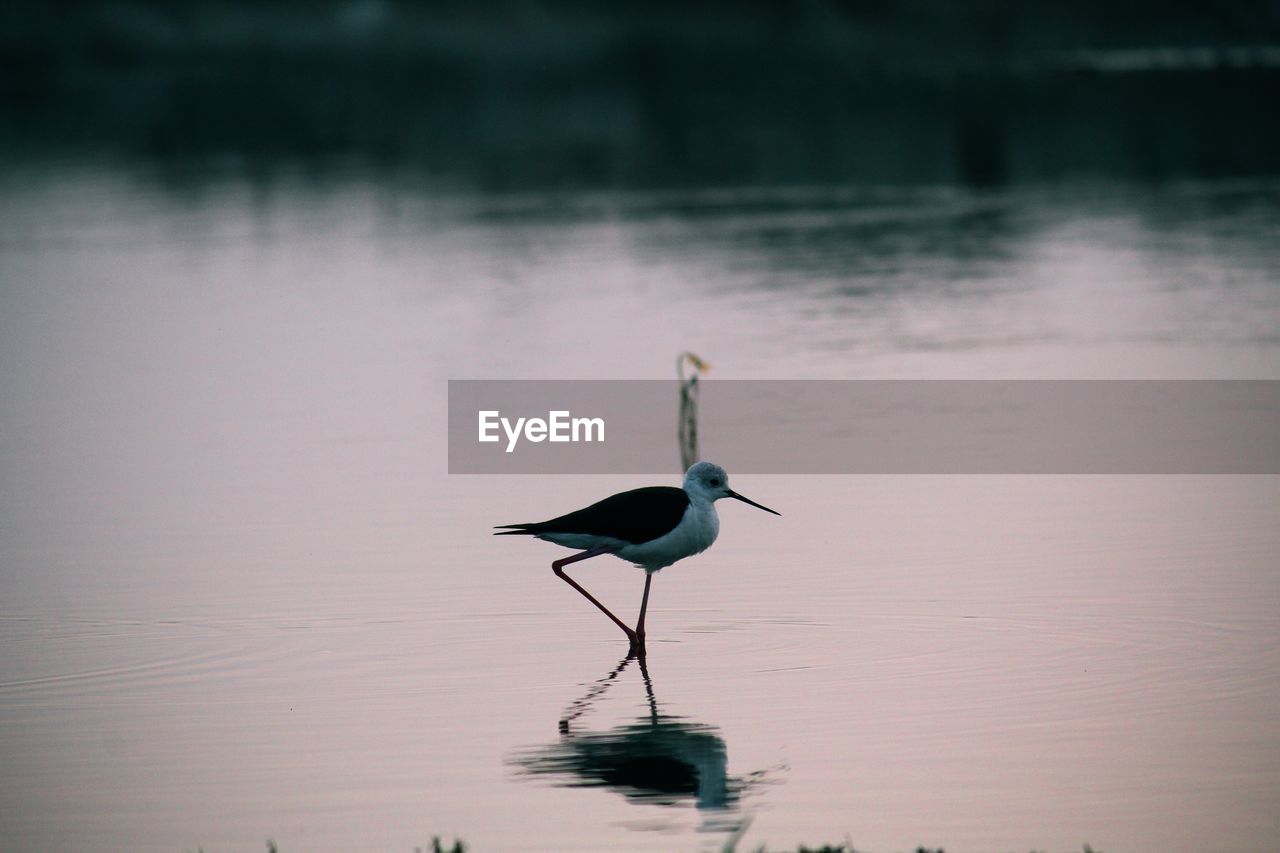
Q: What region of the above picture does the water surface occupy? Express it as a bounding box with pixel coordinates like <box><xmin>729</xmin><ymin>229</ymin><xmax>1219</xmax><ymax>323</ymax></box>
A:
<box><xmin>1</xmin><ymin>167</ymin><xmax>1278</xmax><ymax>852</ymax></box>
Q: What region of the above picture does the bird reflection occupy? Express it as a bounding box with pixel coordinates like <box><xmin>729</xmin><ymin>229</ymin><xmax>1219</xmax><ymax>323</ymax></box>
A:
<box><xmin>509</xmin><ymin>656</ymin><xmax>756</xmax><ymax>826</ymax></box>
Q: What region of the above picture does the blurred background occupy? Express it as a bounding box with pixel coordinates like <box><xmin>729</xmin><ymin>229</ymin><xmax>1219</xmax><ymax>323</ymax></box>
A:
<box><xmin>4</xmin><ymin>0</ymin><xmax>1280</xmax><ymax>188</ymax></box>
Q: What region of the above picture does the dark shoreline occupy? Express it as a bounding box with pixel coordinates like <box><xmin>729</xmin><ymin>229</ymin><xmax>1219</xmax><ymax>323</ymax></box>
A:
<box><xmin>4</xmin><ymin>2</ymin><xmax>1279</xmax><ymax>189</ymax></box>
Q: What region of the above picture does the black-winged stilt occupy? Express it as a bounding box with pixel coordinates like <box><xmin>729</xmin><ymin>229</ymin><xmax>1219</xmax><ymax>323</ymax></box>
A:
<box><xmin>495</xmin><ymin>461</ymin><xmax>779</xmax><ymax>657</ymax></box>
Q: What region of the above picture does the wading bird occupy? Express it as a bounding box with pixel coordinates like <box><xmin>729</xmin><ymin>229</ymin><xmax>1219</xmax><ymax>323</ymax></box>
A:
<box><xmin>496</xmin><ymin>462</ymin><xmax>779</xmax><ymax>657</ymax></box>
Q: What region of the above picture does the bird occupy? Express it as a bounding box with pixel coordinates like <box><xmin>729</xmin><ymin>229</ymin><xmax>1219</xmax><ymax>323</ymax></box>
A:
<box><xmin>495</xmin><ymin>461</ymin><xmax>779</xmax><ymax>657</ymax></box>
<box><xmin>677</xmin><ymin>351</ymin><xmax>709</xmax><ymax>471</ymax></box>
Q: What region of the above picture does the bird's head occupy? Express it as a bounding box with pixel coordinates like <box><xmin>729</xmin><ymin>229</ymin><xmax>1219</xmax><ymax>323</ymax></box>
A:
<box><xmin>683</xmin><ymin>461</ymin><xmax>780</xmax><ymax>515</ymax></box>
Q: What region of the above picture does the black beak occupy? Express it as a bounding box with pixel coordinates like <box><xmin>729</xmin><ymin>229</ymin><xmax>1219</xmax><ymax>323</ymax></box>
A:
<box><xmin>728</xmin><ymin>490</ymin><xmax>780</xmax><ymax>516</ymax></box>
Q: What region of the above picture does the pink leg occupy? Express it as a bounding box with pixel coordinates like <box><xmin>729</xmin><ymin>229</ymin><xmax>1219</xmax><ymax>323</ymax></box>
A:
<box><xmin>634</xmin><ymin>572</ymin><xmax>654</xmax><ymax>653</ymax></box>
<box><xmin>552</xmin><ymin>547</ymin><xmax>636</xmax><ymax>645</ymax></box>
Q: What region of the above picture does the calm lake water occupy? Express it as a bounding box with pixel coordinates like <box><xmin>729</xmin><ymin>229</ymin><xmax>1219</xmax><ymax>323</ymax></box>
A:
<box><xmin>1</xmin><ymin>166</ymin><xmax>1278</xmax><ymax>852</ymax></box>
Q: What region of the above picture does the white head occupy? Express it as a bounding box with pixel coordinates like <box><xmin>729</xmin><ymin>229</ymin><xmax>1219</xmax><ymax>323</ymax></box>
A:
<box><xmin>683</xmin><ymin>462</ymin><xmax>780</xmax><ymax>515</ymax></box>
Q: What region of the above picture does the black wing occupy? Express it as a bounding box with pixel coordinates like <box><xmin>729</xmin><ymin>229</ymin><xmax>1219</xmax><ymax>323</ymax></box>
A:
<box><xmin>494</xmin><ymin>486</ymin><xmax>689</xmax><ymax>545</ymax></box>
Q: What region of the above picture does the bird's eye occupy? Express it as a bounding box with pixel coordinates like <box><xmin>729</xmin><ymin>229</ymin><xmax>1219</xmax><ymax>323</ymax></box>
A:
<box><xmin>709</xmin><ymin>478</ymin><xmax>721</xmax><ymax>487</ymax></box>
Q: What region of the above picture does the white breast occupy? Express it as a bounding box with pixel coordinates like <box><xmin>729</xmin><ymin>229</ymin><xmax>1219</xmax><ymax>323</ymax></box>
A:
<box><xmin>617</xmin><ymin>500</ymin><xmax>719</xmax><ymax>572</ymax></box>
